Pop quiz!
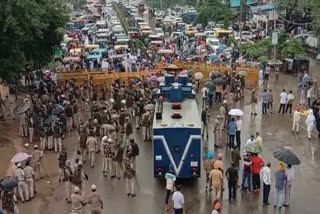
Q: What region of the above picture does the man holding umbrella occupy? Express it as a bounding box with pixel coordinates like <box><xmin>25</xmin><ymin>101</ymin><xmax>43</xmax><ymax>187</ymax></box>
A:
<box><xmin>228</xmin><ymin>109</ymin><xmax>243</xmax><ymax>149</ymax></box>
<box><xmin>272</xmin><ymin>147</ymin><xmax>300</xmax><ymax>208</ymax></box>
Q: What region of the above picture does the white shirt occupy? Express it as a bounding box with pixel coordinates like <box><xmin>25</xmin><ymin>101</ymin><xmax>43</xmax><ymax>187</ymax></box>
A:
<box><xmin>15</xmin><ymin>168</ymin><xmax>25</xmax><ymax>182</ymax></box>
<box><xmin>236</xmin><ymin>120</ymin><xmax>242</xmax><ymax>131</ymax></box>
<box><xmin>245</xmin><ymin>139</ymin><xmax>255</xmax><ymax>148</ymax></box>
<box><xmin>201</xmin><ymin>87</ymin><xmax>208</xmax><ymax>98</ymax></box>
<box><xmin>280</xmin><ymin>92</ymin><xmax>288</xmax><ymax>104</ymax></box>
<box><xmin>172</xmin><ymin>191</ymin><xmax>184</xmax><ymax>209</ymax></box>
<box><xmin>287</xmin><ymin>94</ymin><xmax>295</xmax><ymax>103</ymax></box>
<box><xmin>293</xmin><ymin>111</ymin><xmax>300</xmax><ymax>122</ymax></box>
<box><xmin>165</xmin><ymin>172</ymin><xmax>176</xmax><ymax>190</ymax></box>
<box><xmin>286</xmin><ymin>167</ymin><xmax>294</xmax><ymax>182</ymax></box>
<box><xmin>260</xmin><ymin>166</ymin><xmax>271</xmax><ymax>185</ymax></box>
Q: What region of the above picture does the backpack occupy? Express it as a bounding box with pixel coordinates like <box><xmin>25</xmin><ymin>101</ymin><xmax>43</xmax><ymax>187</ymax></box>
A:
<box><xmin>132</xmin><ymin>143</ymin><xmax>139</xmax><ymax>157</ymax></box>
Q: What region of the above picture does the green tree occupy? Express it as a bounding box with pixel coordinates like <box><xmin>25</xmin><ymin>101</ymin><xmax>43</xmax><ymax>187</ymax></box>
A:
<box><xmin>280</xmin><ymin>39</ymin><xmax>305</xmax><ymax>58</ymax></box>
<box><xmin>0</xmin><ymin>0</ymin><xmax>68</xmax><ymax>83</ymax></box>
<box><xmin>196</xmin><ymin>0</ymin><xmax>233</xmax><ymax>28</ymax></box>
<box><xmin>276</xmin><ymin>0</ymin><xmax>320</xmax><ymax>33</ymax></box>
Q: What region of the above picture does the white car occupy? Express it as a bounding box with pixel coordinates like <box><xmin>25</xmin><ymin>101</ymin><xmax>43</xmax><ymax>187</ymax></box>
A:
<box><xmin>155</xmin><ymin>28</ymin><xmax>164</xmax><ymax>37</ymax></box>
<box><xmin>241</xmin><ymin>31</ymin><xmax>253</xmax><ymax>40</ymax></box>
<box><xmin>206</xmin><ymin>38</ymin><xmax>220</xmax><ymax>50</ymax></box>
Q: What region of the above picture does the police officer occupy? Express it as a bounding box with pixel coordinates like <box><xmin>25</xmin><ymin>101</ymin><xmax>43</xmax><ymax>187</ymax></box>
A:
<box><xmin>93</xmin><ymin>119</ymin><xmax>101</xmax><ymax>153</ymax></box>
<box><xmin>46</xmin><ymin>123</ymin><xmax>54</xmax><ymax>150</ymax></box>
<box><xmin>38</xmin><ymin>124</ymin><xmax>47</xmax><ymax>151</ymax></box>
<box><xmin>141</xmin><ymin>111</ymin><xmax>151</xmax><ymax>141</ymax></box>
<box><xmin>87</xmin><ymin>184</ymin><xmax>104</xmax><ymax>214</ymax></box>
<box><xmin>79</xmin><ymin>124</ymin><xmax>88</xmax><ymax>162</ymax></box>
<box><xmin>23</xmin><ymin>161</ymin><xmax>35</xmax><ymax>199</ymax></box>
<box><xmin>18</xmin><ymin>112</ymin><xmax>28</xmax><ymax>137</ymax></box>
<box><xmin>123</xmin><ymin>158</ymin><xmax>136</xmax><ymax>197</ymax></box>
<box><xmin>15</xmin><ymin>163</ymin><xmax>29</xmax><ymax>202</ymax></box>
<box><xmin>57</xmin><ymin>148</ymin><xmax>67</xmax><ymax>183</ymax></box>
<box><xmin>65</xmin><ymin>101</ymin><xmax>73</xmax><ymax>132</ymax></box>
<box><xmin>64</xmin><ymin>160</ymin><xmax>73</xmax><ymax>203</ymax></box>
<box><xmin>71</xmin><ymin>186</ymin><xmax>85</xmax><ymax>214</ymax></box>
<box><xmin>31</xmin><ymin>145</ymin><xmax>42</xmax><ymax>180</ymax></box>
<box><xmin>26</xmin><ymin>111</ymin><xmax>34</xmax><ymax>143</ymax></box>
<box><xmin>53</xmin><ymin>119</ymin><xmax>63</xmax><ymax>152</ymax></box>
<box><xmin>123</xmin><ymin>117</ymin><xmax>133</xmax><ymax>145</ymax></box>
<box><xmin>73</xmin><ymin>101</ymin><xmax>80</xmax><ymax>129</ymax></box>
<box><xmin>86</xmin><ymin>133</ymin><xmax>97</xmax><ymax>168</ymax></box>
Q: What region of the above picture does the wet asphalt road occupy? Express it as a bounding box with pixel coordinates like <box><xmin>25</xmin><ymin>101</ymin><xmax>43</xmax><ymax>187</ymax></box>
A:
<box><xmin>1</xmin><ymin>60</ymin><xmax>320</xmax><ymax>214</ymax></box>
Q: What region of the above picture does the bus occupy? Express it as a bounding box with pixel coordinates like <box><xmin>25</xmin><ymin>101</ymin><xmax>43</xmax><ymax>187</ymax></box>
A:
<box><xmin>153</xmin><ymin>75</ymin><xmax>201</xmax><ymax>178</ymax></box>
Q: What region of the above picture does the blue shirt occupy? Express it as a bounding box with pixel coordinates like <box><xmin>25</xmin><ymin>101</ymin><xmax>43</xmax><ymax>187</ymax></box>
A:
<box><xmin>275</xmin><ymin>170</ymin><xmax>287</xmax><ymax>190</ymax></box>
<box><xmin>261</xmin><ymin>92</ymin><xmax>270</xmax><ymax>103</ymax></box>
<box><xmin>228</xmin><ymin>121</ymin><xmax>237</xmax><ymax>135</ymax></box>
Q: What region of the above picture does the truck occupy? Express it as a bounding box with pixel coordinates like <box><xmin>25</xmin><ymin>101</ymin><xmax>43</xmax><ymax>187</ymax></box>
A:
<box><xmin>153</xmin><ymin>75</ymin><xmax>202</xmax><ymax>178</ymax></box>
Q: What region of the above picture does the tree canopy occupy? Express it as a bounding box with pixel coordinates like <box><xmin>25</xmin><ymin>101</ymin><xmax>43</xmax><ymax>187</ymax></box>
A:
<box><xmin>0</xmin><ymin>0</ymin><xmax>68</xmax><ymax>83</ymax></box>
<box><xmin>195</xmin><ymin>0</ymin><xmax>234</xmax><ymax>28</ymax></box>
<box><xmin>276</xmin><ymin>0</ymin><xmax>320</xmax><ymax>33</ymax></box>
<box><xmin>240</xmin><ymin>32</ymin><xmax>305</xmax><ymax>61</ymax></box>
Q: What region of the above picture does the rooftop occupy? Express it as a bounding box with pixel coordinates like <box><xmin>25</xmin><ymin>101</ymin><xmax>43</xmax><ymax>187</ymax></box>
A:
<box><xmin>153</xmin><ymin>99</ymin><xmax>201</xmax><ymax>129</ymax></box>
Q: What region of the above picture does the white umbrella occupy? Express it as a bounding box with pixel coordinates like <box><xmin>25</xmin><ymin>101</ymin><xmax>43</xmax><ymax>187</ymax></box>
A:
<box><xmin>110</xmin><ymin>98</ymin><xmax>115</xmax><ymax>103</ymax></box>
<box><xmin>10</xmin><ymin>152</ymin><xmax>32</xmax><ymax>163</ymax></box>
<box><xmin>194</xmin><ymin>72</ymin><xmax>204</xmax><ymax>80</ymax></box>
<box><xmin>121</xmin><ymin>100</ymin><xmax>126</xmax><ymax>104</ymax></box>
<box><xmin>228</xmin><ymin>109</ymin><xmax>244</xmax><ymax>116</ymax></box>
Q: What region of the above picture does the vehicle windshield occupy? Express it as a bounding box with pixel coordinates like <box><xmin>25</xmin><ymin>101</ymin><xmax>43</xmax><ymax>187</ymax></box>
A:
<box><xmin>209</xmin><ymin>40</ymin><xmax>219</xmax><ymax>46</ymax></box>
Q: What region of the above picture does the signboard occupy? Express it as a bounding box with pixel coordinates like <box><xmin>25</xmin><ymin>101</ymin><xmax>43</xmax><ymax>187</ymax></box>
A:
<box><xmin>272</xmin><ymin>32</ymin><xmax>278</xmax><ymax>45</ymax></box>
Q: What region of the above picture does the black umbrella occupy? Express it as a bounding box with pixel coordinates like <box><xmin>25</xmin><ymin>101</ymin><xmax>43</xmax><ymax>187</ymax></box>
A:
<box><xmin>14</xmin><ymin>104</ymin><xmax>29</xmax><ymax>115</ymax></box>
<box><xmin>51</xmin><ymin>104</ymin><xmax>64</xmax><ymax>115</ymax></box>
<box><xmin>273</xmin><ymin>148</ymin><xmax>301</xmax><ymax>165</ymax></box>
<box><xmin>43</xmin><ymin>115</ymin><xmax>58</xmax><ymax>126</ymax></box>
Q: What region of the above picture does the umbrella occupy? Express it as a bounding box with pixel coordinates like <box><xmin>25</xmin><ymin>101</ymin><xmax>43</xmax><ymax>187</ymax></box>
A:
<box><xmin>228</xmin><ymin>109</ymin><xmax>244</xmax><ymax>116</ymax></box>
<box><xmin>10</xmin><ymin>152</ymin><xmax>32</xmax><ymax>163</ymax></box>
<box><xmin>194</xmin><ymin>72</ymin><xmax>204</xmax><ymax>80</ymax></box>
<box><xmin>273</xmin><ymin>148</ymin><xmax>301</xmax><ymax>165</ymax></box>
<box><xmin>144</xmin><ymin>103</ymin><xmax>155</xmax><ymax>111</ymax></box>
<box><xmin>51</xmin><ymin>104</ymin><xmax>64</xmax><ymax>115</ymax></box>
<box><xmin>121</xmin><ymin>100</ymin><xmax>126</xmax><ymax>104</ymax></box>
<box><xmin>236</xmin><ymin>71</ymin><xmax>248</xmax><ymax>77</ymax></box>
<box><xmin>110</xmin><ymin>98</ymin><xmax>115</xmax><ymax>103</ymax></box>
<box><xmin>205</xmin><ymin>81</ymin><xmax>214</xmax><ymax>89</ymax></box>
<box><xmin>213</xmin><ymin>77</ymin><xmax>224</xmax><ymax>85</ymax></box>
<box><xmin>43</xmin><ymin>115</ymin><xmax>58</xmax><ymax>126</ymax></box>
<box><xmin>15</xmin><ymin>104</ymin><xmax>30</xmax><ymax>115</ymax></box>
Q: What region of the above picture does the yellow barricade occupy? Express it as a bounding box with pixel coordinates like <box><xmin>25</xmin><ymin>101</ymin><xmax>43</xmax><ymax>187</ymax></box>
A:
<box><xmin>58</xmin><ymin>63</ymin><xmax>258</xmax><ymax>89</ymax></box>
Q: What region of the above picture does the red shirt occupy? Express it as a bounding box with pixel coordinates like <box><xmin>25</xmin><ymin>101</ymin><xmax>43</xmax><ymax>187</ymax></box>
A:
<box><xmin>251</xmin><ymin>155</ymin><xmax>264</xmax><ymax>174</ymax></box>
